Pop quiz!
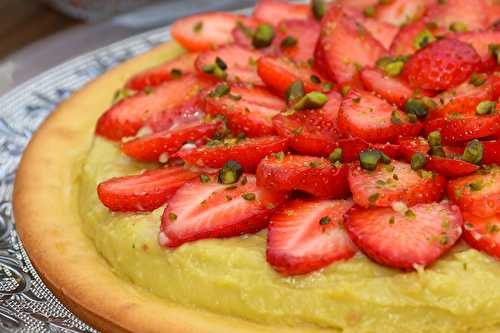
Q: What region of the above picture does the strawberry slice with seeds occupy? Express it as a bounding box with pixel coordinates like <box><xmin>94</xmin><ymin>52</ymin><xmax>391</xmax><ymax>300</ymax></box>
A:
<box><xmin>338</xmin><ymin>139</ymin><xmax>401</xmax><ymax>163</ymax></box>
<box><xmin>456</xmin><ymin>30</ymin><xmax>500</xmax><ymax>72</ymax></box>
<box><xmin>97</xmin><ymin>166</ymin><xmax>199</xmax><ymax>212</ymax></box>
<box><xmin>424</xmin><ymin>0</ymin><xmax>489</xmax><ymax>32</ymax></box>
<box><xmin>125</xmin><ymin>53</ymin><xmax>198</xmax><ymax>91</ymax></box>
<box><xmin>121</xmin><ymin>121</ymin><xmax>221</xmax><ymax>162</ymax></box>
<box><xmin>447</xmin><ymin>166</ymin><xmax>500</xmax><ymax>217</ymax></box>
<box><xmin>204</xmin><ymin>84</ymin><xmax>285</xmax><ymax>137</ymax></box>
<box><xmin>360</xmin><ymin>67</ymin><xmax>414</xmax><ymax>107</ymax></box>
<box><xmin>256</xmin><ymin>56</ymin><xmax>329</xmax><ymax>98</ymax></box>
<box><xmin>176</xmin><ymin>136</ymin><xmax>288</xmax><ymax>172</ymax></box>
<box><xmin>389</xmin><ymin>20</ymin><xmax>438</xmax><ymax>56</ymax></box>
<box><xmin>376</xmin><ymin>0</ymin><xmax>429</xmax><ymax>26</ymax></box>
<box><xmin>267</xmin><ymin>199</ymin><xmax>356</xmax><ymax>275</ymax></box>
<box><xmin>160</xmin><ymin>174</ymin><xmax>286</xmax><ymax>247</ymax></box>
<box><xmin>349</xmin><ymin>160</ymin><xmax>446</xmax><ymax>208</ymax></box>
<box><xmin>344</xmin><ymin>202</ymin><xmax>463</xmax><ymax>269</ymax></box>
<box><xmin>256</xmin><ymin>154</ymin><xmax>350</xmax><ymax>198</ymax></box>
<box><xmin>274</xmin><ymin>20</ymin><xmax>321</xmax><ymax>62</ymax></box>
<box><xmin>317</xmin><ymin>5</ymin><xmax>387</xmax><ymax>84</ymax></box>
<box><xmin>253</xmin><ymin>0</ymin><xmax>311</xmax><ymax>26</ymax></box>
<box><xmin>424</xmin><ymin>113</ymin><xmax>500</xmax><ymax>143</ymax></box>
<box><xmin>96</xmin><ymin>74</ymin><xmax>211</xmax><ymax>141</ymax></box>
<box><xmin>195</xmin><ymin>45</ymin><xmax>263</xmax><ymax>86</ymax></box>
<box><xmin>171</xmin><ymin>12</ymin><xmax>255</xmax><ymax>51</ymax></box>
<box><xmin>338</xmin><ymin>90</ymin><xmax>422</xmax><ymax>144</ymax></box>
<box><xmin>402</xmin><ymin>38</ymin><xmax>481</xmax><ymax>91</ymax></box>
<box><xmin>462</xmin><ymin>212</ymin><xmax>500</xmax><ymax>260</ymax></box>
<box><xmin>272</xmin><ymin>92</ymin><xmax>342</xmax><ymax>157</ymax></box>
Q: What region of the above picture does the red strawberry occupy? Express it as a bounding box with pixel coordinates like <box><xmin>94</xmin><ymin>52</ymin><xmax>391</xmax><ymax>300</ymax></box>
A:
<box><xmin>204</xmin><ymin>84</ymin><xmax>285</xmax><ymax>137</ymax></box>
<box><xmin>424</xmin><ymin>114</ymin><xmax>500</xmax><ymax>143</ymax></box>
<box><xmin>424</xmin><ymin>0</ymin><xmax>489</xmax><ymax>32</ymax></box>
<box><xmin>317</xmin><ymin>5</ymin><xmax>387</xmax><ymax>84</ymax></box>
<box><xmin>121</xmin><ymin>121</ymin><xmax>221</xmax><ymax>162</ymax></box>
<box><xmin>349</xmin><ymin>160</ymin><xmax>446</xmax><ymax>208</ymax></box>
<box><xmin>376</xmin><ymin>0</ymin><xmax>429</xmax><ymax>26</ymax></box>
<box><xmin>337</xmin><ymin>0</ymin><xmax>379</xmax><ymax>11</ymax></box>
<box><xmin>337</xmin><ymin>137</ymin><xmax>401</xmax><ymax>162</ymax></box>
<box><xmin>389</xmin><ymin>20</ymin><xmax>442</xmax><ymax>56</ymax></box>
<box><xmin>160</xmin><ymin>174</ymin><xmax>286</xmax><ymax>247</ymax></box>
<box><xmin>267</xmin><ymin>199</ymin><xmax>356</xmax><ymax>275</ymax></box>
<box><xmin>360</xmin><ymin>67</ymin><xmax>414</xmax><ymax>107</ymax></box>
<box><xmin>447</xmin><ymin>166</ymin><xmax>500</xmax><ymax>217</ymax></box>
<box><xmin>195</xmin><ymin>45</ymin><xmax>263</xmax><ymax>86</ymax></box>
<box><xmin>125</xmin><ymin>53</ymin><xmax>198</xmax><ymax>91</ymax></box>
<box><xmin>274</xmin><ymin>20</ymin><xmax>320</xmax><ymax>62</ymax></box>
<box><xmin>95</xmin><ymin>74</ymin><xmax>211</xmax><ymax>141</ymax></box>
<box><xmin>176</xmin><ymin>136</ymin><xmax>288</xmax><ymax>172</ymax></box>
<box><xmin>171</xmin><ymin>12</ymin><xmax>255</xmax><ymax>51</ymax></box>
<box><xmin>256</xmin><ymin>154</ymin><xmax>350</xmax><ymax>198</ymax></box>
<box><xmin>338</xmin><ymin>90</ymin><xmax>422</xmax><ymax>144</ymax></box>
<box><xmin>97</xmin><ymin>166</ymin><xmax>199</xmax><ymax>212</ymax></box>
<box><xmin>256</xmin><ymin>56</ymin><xmax>329</xmax><ymax>98</ymax></box>
<box><xmin>462</xmin><ymin>212</ymin><xmax>500</xmax><ymax>260</ymax></box>
<box><xmin>402</xmin><ymin>38</ymin><xmax>481</xmax><ymax>91</ymax></box>
<box><xmin>482</xmin><ymin>139</ymin><xmax>500</xmax><ymax>164</ymax></box>
<box><xmin>272</xmin><ymin>92</ymin><xmax>342</xmax><ymax>156</ymax></box>
<box><xmin>344</xmin><ymin>202</ymin><xmax>463</xmax><ymax>269</ymax></box>
<box><xmin>398</xmin><ymin>137</ymin><xmax>464</xmax><ymax>160</ymax></box>
<box><xmin>252</xmin><ymin>0</ymin><xmax>311</xmax><ymax>26</ymax></box>
<box><xmin>456</xmin><ymin>31</ymin><xmax>500</xmax><ymax>72</ymax></box>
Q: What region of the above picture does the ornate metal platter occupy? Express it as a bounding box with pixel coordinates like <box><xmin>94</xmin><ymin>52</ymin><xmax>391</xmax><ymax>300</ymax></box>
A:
<box><xmin>0</xmin><ymin>26</ymin><xmax>171</xmax><ymax>333</ymax></box>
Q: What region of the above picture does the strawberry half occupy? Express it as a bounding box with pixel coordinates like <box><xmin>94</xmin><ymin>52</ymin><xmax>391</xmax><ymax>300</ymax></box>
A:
<box><xmin>121</xmin><ymin>121</ymin><xmax>221</xmax><ymax>162</ymax></box>
<box><xmin>125</xmin><ymin>53</ymin><xmax>198</xmax><ymax>91</ymax></box>
<box><xmin>96</xmin><ymin>74</ymin><xmax>211</xmax><ymax>141</ymax></box>
<box><xmin>272</xmin><ymin>92</ymin><xmax>342</xmax><ymax>156</ymax></box>
<box><xmin>256</xmin><ymin>154</ymin><xmax>350</xmax><ymax>198</ymax></box>
<box><xmin>349</xmin><ymin>160</ymin><xmax>446</xmax><ymax>208</ymax></box>
<box><xmin>317</xmin><ymin>4</ymin><xmax>387</xmax><ymax>84</ymax></box>
<box><xmin>338</xmin><ymin>90</ymin><xmax>422</xmax><ymax>144</ymax></box>
<box><xmin>267</xmin><ymin>199</ymin><xmax>356</xmax><ymax>275</ymax></box>
<box><xmin>360</xmin><ymin>67</ymin><xmax>414</xmax><ymax>107</ymax></box>
<box><xmin>171</xmin><ymin>12</ymin><xmax>255</xmax><ymax>51</ymax></box>
<box><xmin>447</xmin><ymin>166</ymin><xmax>500</xmax><ymax>217</ymax></box>
<box><xmin>176</xmin><ymin>135</ymin><xmax>288</xmax><ymax>172</ymax></box>
<box><xmin>195</xmin><ymin>45</ymin><xmax>263</xmax><ymax>86</ymax></box>
<box><xmin>402</xmin><ymin>38</ymin><xmax>481</xmax><ymax>91</ymax></box>
<box><xmin>424</xmin><ymin>113</ymin><xmax>500</xmax><ymax>143</ymax></box>
<box><xmin>462</xmin><ymin>212</ymin><xmax>500</xmax><ymax>260</ymax></box>
<box><xmin>456</xmin><ymin>30</ymin><xmax>500</xmax><ymax>72</ymax></box>
<box><xmin>204</xmin><ymin>84</ymin><xmax>285</xmax><ymax>137</ymax></box>
<box><xmin>424</xmin><ymin>0</ymin><xmax>489</xmax><ymax>32</ymax></box>
<box><xmin>160</xmin><ymin>174</ymin><xmax>286</xmax><ymax>247</ymax></box>
<box><xmin>344</xmin><ymin>202</ymin><xmax>463</xmax><ymax>269</ymax></box>
<box><xmin>274</xmin><ymin>20</ymin><xmax>320</xmax><ymax>62</ymax></box>
<box><xmin>252</xmin><ymin>0</ymin><xmax>311</xmax><ymax>26</ymax></box>
<box><xmin>97</xmin><ymin>166</ymin><xmax>199</xmax><ymax>212</ymax></box>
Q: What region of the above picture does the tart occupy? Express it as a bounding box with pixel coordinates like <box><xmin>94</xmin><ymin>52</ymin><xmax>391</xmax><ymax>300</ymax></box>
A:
<box><xmin>13</xmin><ymin>1</ymin><xmax>500</xmax><ymax>332</ymax></box>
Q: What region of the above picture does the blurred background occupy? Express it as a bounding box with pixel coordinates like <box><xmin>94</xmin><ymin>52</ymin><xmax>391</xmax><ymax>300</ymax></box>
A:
<box><xmin>0</xmin><ymin>0</ymin><xmax>256</xmax><ymax>94</ymax></box>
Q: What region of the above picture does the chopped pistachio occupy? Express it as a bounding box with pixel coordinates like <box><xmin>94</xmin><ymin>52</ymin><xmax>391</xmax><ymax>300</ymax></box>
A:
<box><xmin>322</xmin><ymin>82</ymin><xmax>333</xmax><ymax>92</ymax></box>
<box><xmin>404</xmin><ymin>98</ymin><xmax>428</xmax><ymax>119</ymax></box>
<box><xmin>368</xmin><ymin>193</ymin><xmax>380</xmax><ymax>203</ymax></box>
<box><xmin>193</xmin><ymin>21</ymin><xmax>203</xmax><ymax>33</ymax></box>
<box><xmin>411</xmin><ymin>152</ymin><xmax>427</xmax><ymax>170</ymax></box>
<box><xmin>427</xmin><ymin>131</ymin><xmax>442</xmax><ymax>147</ymax></box>
<box><xmin>449</xmin><ymin>22</ymin><xmax>468</xmax><ymax>32</ymax></box>
<box><xmin>476</xmin><ymin>101</ymin><xmax>496</xmax><ymax>115</ymax></box>
<box><xmin>363</xmin><ymin>6</ymin><xmax>376</xmax><ymax>17</ymax></box>
<box><xmin>293</xmin><ymin>92</ymin><xmax>328</xmax><ymax>110</ymax></box>
<box><xmin>340</xmin><ymin>85</ymin><xmax>351</xmax><ymax>97</ymax></box>
<box><xmin>168</xmin><ymin>212</ymin><xmax>177</xmax><ymax>221</ymax></box>
<box><xmin>218</xmin><ymin>160</ymin><xmax>243</xmax><ymax>184</ymax></box>
<box><xmin>319</xmin><ymin>216</ymin><xmax>331</xmax><ymax>225</ymax></box>
<box><xmin>329</xmin><ymin>148</ymin><xmax>343</xmax><ymax>163</ymax></box>
<box><xmin>252</xmin><ymin>24</ymin><xmax>275</xmax><ymax>48</ymax></box>
<box><xmin>414</xmin><ymin>30</ymin><xmax>436</xmax><ymax>49</ymax></box>
<box><xmin>388</xmin><ymin>216</ymin><xmax>395</xmax><ymax>224</ymax></box>
<box><xmin>405</xmin><ymin>209</ymin><xmax>416</xmax><ymax>219</ymax></box>
<box><xmin>309</xmin><ymin>160</ymin><xmax>320</xmax><ymax>168</ymax></box>
<box><xmin>285</xmin><ymin>80</ymin><xmax>305</xmax><ymax>104</ymax></box>
<box><xmin>407</xmin><ymin>113</ymin><xmax>418</xmax><ymax>123</ymax></box>
<box><xmin>428</xmin><ymin>145</ymin><xmax>446</xmax><ymax>157</ymax></box>
<box><xmin>311</xmin><ymin>0</ymin><xmax>326</xmax><ymax>20</ymax></box>
<box><xmin>468</xmin><ymin>179</ymin><xmax>483</xmax><ymax>191</ymax></box>
<box><xmin>489</xmin><ymin>44</ymin><xmax>500</xmax><ymax>64</ymax></box>
<box><xmin>112</xmin><ymin>88</ymin><xmax>132</xmax><ymax>104</ymax></box>
<box><xmin>208</xmin><ymin>84</ymin><xmax>230</xmax><ymax>98</ymax></box>
<box><xmin>292</xmin><ymin>127</ymin><xmax>303</xmax><ymax>135</ymax></box>
<box><xmin>199</xmin><ymin>174</ymin><xmax>211</xmax><ymax>183</ymax></box>
<box><xmin>280</xmin><ymin>35</ymin><xmax>297</xmax><ymax>48</ymax></box>
<box><xmin>242</xmin><ymin>192</ymin><xmax>256</xmax><ymax>200</ymax></box>
<box><xmin>310</xmin><ymin>74</ymin><xmax>321</xmax><ymax>84</ymax></box>
<box><xmin>360</xmin><ymin>149</ymin><xmax>382</xmax><ymax>171</ymax></box>
<box><xmin>469</xmin><ymin>73</ymin><xmax>486</xmax><ymax>86</ymax></box>
<box><xmin>462</xmin><ymin>139</ymin><xmax>484</xmax><ymax>165</ymax></box>
<box><xmin>170</xmin><ymin>68</ymin><xmax>183</xmax><ymax>78</ymax></box>
<box><xmin>215</xmin><ymin>57</ymin><xmax>227</xmax><ymax>70</ymax></box>
<box><xmin>391</xmin><ymin>110</ymin><xmax>402</xmax><ymax>124</ymax></box>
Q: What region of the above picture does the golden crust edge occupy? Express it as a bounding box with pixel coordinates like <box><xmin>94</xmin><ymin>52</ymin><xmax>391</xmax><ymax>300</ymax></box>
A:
<box><xmin>12</xmin><ymin>41</ymin><xmax>328</xmax><ymax>333</ymax></box>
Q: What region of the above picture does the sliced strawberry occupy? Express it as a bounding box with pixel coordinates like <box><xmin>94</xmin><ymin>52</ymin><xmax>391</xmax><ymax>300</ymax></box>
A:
<box><xmin>424</xmin><ymin>0</ymin><xmax>489</xmax><ymax>32</ymax></box>
<box><xmin>256</xmin><ymin>56</ymin><xmax>329</xmax><ymax>98</ymax></box>
<box><xmin>171</xmin><ymin>12</ymin><xmax>254</xmax><ymax>51</ymax></box>
<box><xmin>195</xmin><ymin>45</ymin><xmax>263</xmax><ymax>86</ymax></box>
<box><xmin>337</xmin><ymin>0</ymin><xmax>379</xmax><ymax>11</ymax></box>
<box><xmin>317</xmin><ymin>5</ymin><xmax>387</xmax><ymax>84</ymax></box>
<box><xmin>96</xmin><ymin>74</ymin><xmax>211</xmax><ymax>141</ymax></box>
<box><xmin>456</xmin><ymin>31</ymin><xmax>500</xmax><ymax>72</ymax></box>
<box><xmin>376</xmin><ymin>0</ymin><xmax>429</xmax><ymax>26</ymax></box>
<box><xmin>272</xmin><ymin>92</ymin><xmax>342</xmax><ymax>156</ymax></box>
<box><xmin>176</xmin><ymin>136</ymin><xmax>288</xmax><ymax>172</ymax></box>
<box><xmin>360</xmin><ymin>67</ymin><xmax>414</xmax><ymax>107</ymax></box>
<box><xmin>252</xmin><ymin>0</ymin><xmax>311</xmax><ymax>26</ymax></box>
<box><xmin>256</xmin><ymin>154</ymin><xmax>349</xmax><ymax>198</ymax></box>
<box><xmin>447</xmin><ymin>166</ymin><xmax>500</xmax><ymax>217</ymax></box>
<box><xmin>125</xmin><ymin>53</ymin><xmax>198</xmax><ymax>91</ymax></box>
<box><xmin>267</xmin><ymin>199</ymin><xmax>356</xmax><ymax>275</ymax></box>
<box><xmin>428</xmin><ymin>76</ymin><xmax>493</xmax><ymax>120</ymax></box>
<box><xmin>344</xmin><ymin>202</ymin><xmax>463</xmax><ymax>269</ymax></box>
<box><xmin>160</xmin><ymin>174</ymin><xmax>286</xmax><ymax>247</ymax></box>
<box><xmin>204</xmin><ymin>84</ymin><xmax>284</xmax><ymax>137</ymax></box>
<box><xmin>274</xmin><ymin>20</ymin><xmax>320</xmax><ymax>62</ymax></box>
<box><xmin>121</xmin><ymin>121</ymin><xmax>221</xmax><ymax>162</ymax></box>
<box><xmin>389</xmin><ymin>20</ymin><xmax>434</xmax><ymax>56</ymax></box>
<box><xmin>349</xmin><ymin>160</ymin><xmax>446</xmax><ymax>208</ymax></box>
<box><xmin>338</xmin><ymin>90</ymin><xmax>422</xmax><ymax>144</ymax></box>
<box><xmin>402</xmin><ymin>38</ymin><xmax>481</xmax><ymax>91</ymax></box>
<box><xmin>361</xmin><ymin>18</ymin><xmax>399</xmax><ymax>50</ymax></box>
<box><xmin>462</xmin><ymin>212</ymin><xmax>500</xmax><ymax>260</ymax></box>
<box><xmin>398</xmin><ymin>137</ymin><xmax>464</xmax><ymax>161</ymax></box>
<box><xmin>337</xmin><ymin>137</ymin><xmax>401</xmax><ymax>163</ymax></box>
<box><xmin>424</xmin><ymin>114</ymin><xmax>500</xmax><ymax>143</ymax></box>
<box><xmin>97</xmin><ymin>166</ymin><xmax>199</xmax><ymax>212</ymax></box>
<box><xmin>482</xmin><ymin>139</ymin><xmax>500</xmax><ymax>164</ymax></box>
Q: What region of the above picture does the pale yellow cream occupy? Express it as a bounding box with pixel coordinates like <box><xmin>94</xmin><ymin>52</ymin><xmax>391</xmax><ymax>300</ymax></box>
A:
<box><xmin>79</xmin><ymin>137</ymin><xmax>500</xmax><ymax>333</ymax></box>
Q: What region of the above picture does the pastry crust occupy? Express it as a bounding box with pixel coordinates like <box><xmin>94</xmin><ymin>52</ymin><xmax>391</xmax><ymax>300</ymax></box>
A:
<box><xmin>12</xmin><ymin>41</ymin><xmax>328</xmax><ymax>333</ymax></box>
